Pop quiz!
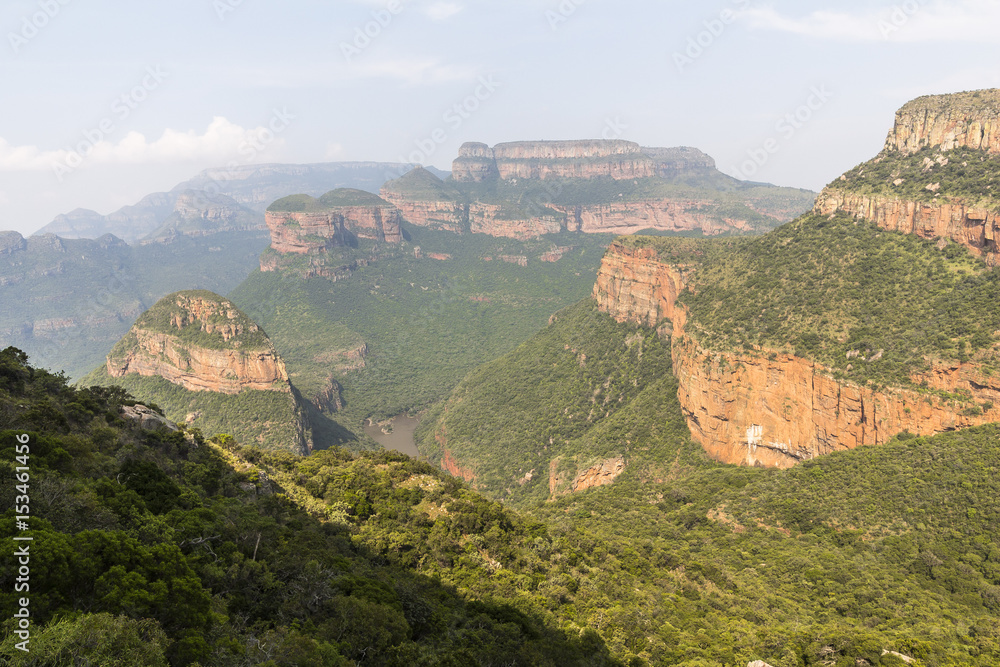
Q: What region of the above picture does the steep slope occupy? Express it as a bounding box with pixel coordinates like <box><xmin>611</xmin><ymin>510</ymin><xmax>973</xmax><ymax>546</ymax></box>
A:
<box><xmin>382</xmin><ymin>141</ymin><xmax>816</xmax><ymax>240</ymax></box>
<box><xmin>83</xmin><ymin>291</ymin><xmax>315</xmax><ymax>454</ymax></box>
<box><xmin>818</xmin><ymin>89</ymin><xmax>1000</xmax><ymax>265</ymax></box>
<box><xmin>0</xmin><ymin>348</ymin><xmax>621</xmax><ymax>666</ymax></box>
<box><xmin>594</xmin><ymin>214</ymin><xmax>1000</xmax><ymax>467</ymax></box>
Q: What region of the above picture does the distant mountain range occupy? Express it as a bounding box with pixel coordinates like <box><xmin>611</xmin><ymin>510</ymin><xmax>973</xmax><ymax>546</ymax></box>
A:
<box><xmin>35</xmin><ymin>162</ymin><xmax>449</xmax><ymax>244</ymax></box>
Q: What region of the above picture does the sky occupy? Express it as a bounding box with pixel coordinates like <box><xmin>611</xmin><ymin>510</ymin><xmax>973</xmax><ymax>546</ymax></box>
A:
<box><xmin>1</xmin><ymin>0</ymin><xmax>999</xmax><ymax>236</ymax></box>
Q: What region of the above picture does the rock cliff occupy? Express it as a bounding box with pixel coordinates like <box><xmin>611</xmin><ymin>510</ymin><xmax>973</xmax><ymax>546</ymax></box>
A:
<box><xmin>382</xmin><ymin>163</ymin><xmax>797</xmax><ymax>240</ymax></box>
<box><xmin>106</xmin><ymin>290</ymin><xmax>291</xmax><ymax>395</ymax></box>
<box><xmin>452</xmin><ymin>140</ymin><xmax>718</xmax><ymax>182</ymax></box>
<box><xmin>814</xmin><ymin>190</ymin><xmax>1000</xmax><ymax>265</ymax></box>
<box><xmin>593</xmin><ymin>240</ymin><xmax>1000</xmax><ymax>468</ymax></box>
<box><xmin>819</xmin><ymin>89</ymin><xmax>1000</xmax><ymax>264</ymax></box>
<box><xmin>885</xmin><ymin>90</ymin><xmax>1000</xmax><ymax>155</ymax></box>
<box><xmin>264</xmin><ymin>188</ymin><xmax>403</xmax><ymax>258</ymax></box>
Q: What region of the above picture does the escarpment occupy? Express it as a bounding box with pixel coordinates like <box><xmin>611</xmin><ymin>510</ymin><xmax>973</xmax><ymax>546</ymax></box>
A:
<box><xmin>820</xmin><ymin>89</ymin><xmax>1000</xmax><ymax>265</ymax></box>
<box><xmin>594</xmin><ymin>236</ymin><xmax>1000</xmax><ymax>468</ymax></box>
<box><xmin>106</xmin><ymin>290</ymin><xmax>290</xmax><ymax>395</ymax></box>
<box><xmin>382</xmin><ymin>148</ymin><xmax>811</xmax><ymax>240</ymax></box>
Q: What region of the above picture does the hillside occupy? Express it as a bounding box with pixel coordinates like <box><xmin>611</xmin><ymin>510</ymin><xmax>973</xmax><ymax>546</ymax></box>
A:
<box><xmin>36</xmin><ymin>162</ymin><xmax>448</xmax><ymax>241</ymax></box>
<box><xmin>590</xmin><ymin>213</ymin><xmax>1000</xmax><ymax>466</ymax></box>
<box><xmin>0</xmin><ymin>230</ymin><xmax>269</xmax><ymax>380</ymax></box>
<box><xmin>0</xmin><ymin>347</ymin><xmax>622</xmax><ymax>666</ymax></box>
<box><xmin>414</xmin><ymin>300</ymin><xmax>1000</xmax><ymax>666</ymax></box>
<box><xmin>82</xmin><ymin>291</ymin><xmax>317</xmax><ymax>454</ymax></box>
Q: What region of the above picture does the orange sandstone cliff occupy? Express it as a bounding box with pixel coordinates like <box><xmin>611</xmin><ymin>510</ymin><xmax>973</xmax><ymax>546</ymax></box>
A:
<box><xmin>593</xmin><ymin>241</ymin><xmax>1000</xmax><ymax>468</ymax></box>
<box><xmin>106</xmin><ymin>291</ymin><xmax>290</xmax><ymax>396</ymax></box>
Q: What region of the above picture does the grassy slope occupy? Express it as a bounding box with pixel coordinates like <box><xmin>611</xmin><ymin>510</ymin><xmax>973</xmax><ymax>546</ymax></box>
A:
<box><xmin>416</xmin><ymin>298</ymin><xmax>1000</xmax><ymax>666</ymax></box>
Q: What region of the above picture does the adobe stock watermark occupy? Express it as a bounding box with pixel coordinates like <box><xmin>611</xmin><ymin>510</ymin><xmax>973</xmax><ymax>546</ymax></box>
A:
<box><xmin>878</xmin><ymin>0</ymin><xmax>923</xmax><ymax>39</ymax></box>
<box><xmin>12</xmin><ymin>433</ymin><xmax>32</xmax><ymax>653</ymax></box>
<box><xmin>52</xmin><ymin>66</ymin><xmax>169</xmax><ymax>182</ymax></box>
<box><xmin>673</xmin><ymin>0</ymin><xmax>751</xmax><ymax>73</ymax></box>
<box><xmin>8</xmin><ymin>0</ymin><xmax>73</xmax><ymax>54</ymax></box>
<box><xmin>731</xmin><ymin>85</ymin><xmax>833</xmax><ymax>180</ymax></box>
<box><xmin>398</xmin><ymin>75</ymin><xmax>501</xmax><ymax>165</ymax></box>
<box><xmin>546</xmin><ymin>0</ymin><xmax>586</xmax><ymax>31</ymax></box>
<box><xmin>341</xmin><ymin>0</ymin><xmax>406</xmax><ymax>61</ymax></box>
<box><xmin>213</xmin><ymin>0</ymin><xmax>246</xmax><ymax>20</ymax></box>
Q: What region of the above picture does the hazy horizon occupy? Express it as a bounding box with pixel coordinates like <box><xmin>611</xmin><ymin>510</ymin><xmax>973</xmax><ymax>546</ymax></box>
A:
<box><xmin>3</xmin><ymin>0</ymin><xmax>998</xmax><ymax>235</ymax></box>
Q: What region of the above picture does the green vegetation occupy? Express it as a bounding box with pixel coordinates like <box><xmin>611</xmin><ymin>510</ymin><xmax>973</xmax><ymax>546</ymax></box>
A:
<box><xmin>268</xmin><ymin>189</ymin><xmax>392</xmax><ymax>213</ymax></box>
<box><xmin>627</xmin><ymin>212</ymin><xmax>1000</xmax><ymax>387</ymax></box>
<box><xmin>832</xmin><ymin>146</ymin><xmax>1000</xmax><ymax>208</ymax></box>
<box><xmin>417</xmin><ymin>300</ymin><xmax>674</xmax><ymax>505</ymax></box>
<box><xmin>383</xmin><ymin>167</ymin><xmax>816</xmax><ymax>231</ymax></box>
<box><xmin>80</xmin><ymin>367</ymin><xmax>312</xmax><ymax>454</ymax></box>
<box><xmin>416</xmin><ymin>299</ymin><xmax>1000</xmax><ymax>666</ymax></box>
<box><xmin>230</xmin><ymin>224</ymin><xmax>613</xmax><ymax>429</ymax></box>
<box><xmin>0</xmin><ymin>347</ymin><xmax>622</xmax><ymax>665</ymax></box>
<box><xmin>318</xmin><ymin>188</ymin><xmax>392</xmax><ymax>207</ymax></box>
<box><xmin>0</xmin><ymin>230</ymin><xmax>271</xmax><ymax>380</ymax></box>
<box><xmin>112</xmin><ymin>290</ymin><xmax>272</xmax><ymax>352</ymax></box>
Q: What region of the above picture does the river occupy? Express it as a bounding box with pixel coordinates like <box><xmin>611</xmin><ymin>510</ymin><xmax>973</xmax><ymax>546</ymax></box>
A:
<box><xmin>363</xmin><ymin>414</ymin><xmax>421</xmax><ymax>458</ymax></box>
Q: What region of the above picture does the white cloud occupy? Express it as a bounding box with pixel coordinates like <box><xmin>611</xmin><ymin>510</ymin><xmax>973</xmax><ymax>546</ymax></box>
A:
<box><xmin>325</xmin><ymin>142</ymin><xmax>346</xmax><ymax>160</ymax></box>
<box><xmin>0</xmin><ymin>117</ymin><xmax>287</xmax><ymax>173</ymax></box>
<box><xmin>741</xmin><ymin>1</ymin><xmax>1000</xmax><ymax>43</ymax></box>
<box><xmin>423</xmin><ymin>2</ymin><xmax>463</xmax><ymax>20</ymax></box>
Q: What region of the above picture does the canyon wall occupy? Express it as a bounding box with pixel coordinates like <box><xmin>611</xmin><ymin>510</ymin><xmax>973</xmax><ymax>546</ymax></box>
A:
<box><xmin>593</xmin><ymin>242</ymin><xmax>1000</xmax><ymax>468</ymax></box>
<box><xmin>814</xmin><ymin>191</ymin><xmax>1000</xmax><ymax>265</ymax></box>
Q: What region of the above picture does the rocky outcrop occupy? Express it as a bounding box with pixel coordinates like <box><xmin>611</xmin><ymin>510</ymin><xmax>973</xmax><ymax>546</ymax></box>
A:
<box><xmin>455</xmin><ymin>140</ymin><xmax>640</xmax><ymax>182</ymax></box>
<box><xmin>592</xmin><ymin>242</ymin><xmax>693</xmax><ymax>328</ymax></box>
<box><xmin>819</xmin><ymin>89</ymin><xmax>1000</xmax><ymax>264</ymax></box>
<box><xmin>264</xmin><ymin>189</ymin><xmax>403</xmax><ymax>259</ymax></box>
<box><xmin>107</xmin><ymin>291</ymin><xmax>291</xmax><ymax>395</ymax></box>
<box><xmin>571</xmin><ymin>457</ymin><xmax>626</xmax><ymax>492</ymax></box>
<box><xmin>555</xmin><ymin>200</ymin><xmax>753</xmax><ymax>236</ymax></box>
<box><xmin>885</xmin><ymin>90</ymin><xmax>1000</xmax><ymax>155</ymax></box>
<box><xmin>453</xmin><ymin>141</ymin><xmax>720</xmax><ymax>183</ymax></box>
<box><xmin>593</xmin><ymin>242</ymin><xmax>1000</xmax><ymax>468</ymax></box>
<box><xmin>120</xmin><ymin>404</ymin><xmax>180</xmax><ymax>432</ymax></box>
<box><xmin>815</xmin><ymin>191</ymin><xmax>1000</xmax><ymax>266</ymax></box>
<box><xmin>441</xmin><ymin>448</ymin><xmax>476</xmax><ymax>483</ymax></box>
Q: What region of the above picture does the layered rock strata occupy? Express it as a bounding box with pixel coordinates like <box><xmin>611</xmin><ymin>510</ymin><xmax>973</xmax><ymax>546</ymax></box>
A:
<box><xmin>107</xmin><ymin>291</ymin><xmax>290</xmax><ymax>396</ymax></box>
<box><xmin>594</xmin><ymin>241</ymin><xmax>1000</xmax><ymax>468</ymax></box>
<box><xmin>452</xmin><ymin>140</ymin><xmax>717</xmax><ymax>182</ymax></box>
<box><xmin>820</xmin><ymin>89</ymin><xmax>1000</xmax><ymax>264</ymax></box>
<box><xmin>264</xmin><ymin>189</ymin><xmax>403</xmax><ymax>260</ymax></box>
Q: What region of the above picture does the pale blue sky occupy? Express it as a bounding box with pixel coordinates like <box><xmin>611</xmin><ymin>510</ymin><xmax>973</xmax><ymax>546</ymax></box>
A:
<box><xmin>2</xmin><ymin>0</ymin><xmax>998</xmax><ymax>235</ymax></box>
